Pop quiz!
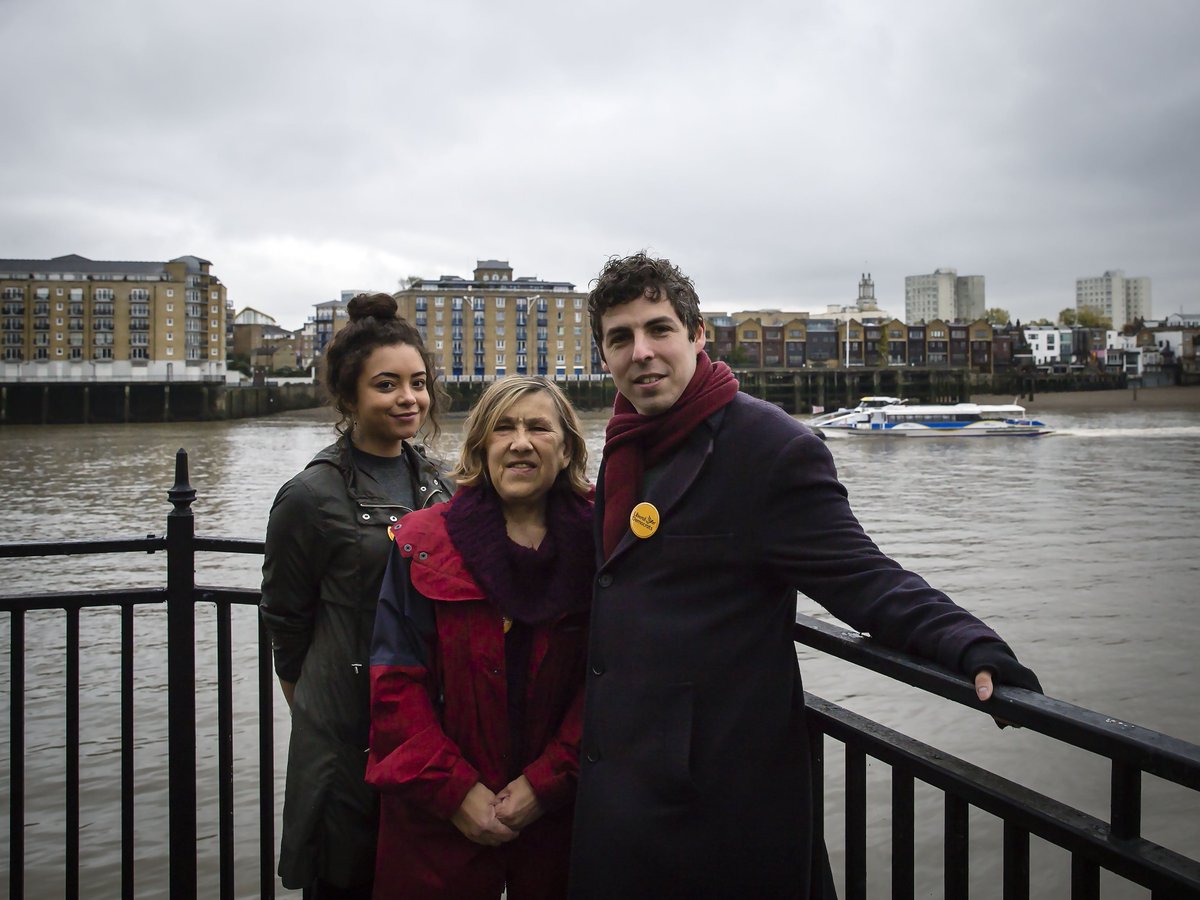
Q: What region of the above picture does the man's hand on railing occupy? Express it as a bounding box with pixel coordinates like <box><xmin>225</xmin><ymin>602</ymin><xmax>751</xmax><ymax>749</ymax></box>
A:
<box><xmin>964</xmin><ymin>641</ymin><xmax>1044</xmax><ymax>728</ymax></box>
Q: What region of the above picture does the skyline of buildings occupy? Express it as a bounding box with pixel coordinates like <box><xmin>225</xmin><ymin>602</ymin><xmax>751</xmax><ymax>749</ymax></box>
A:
<box><xmin>0</xmin><ymin>254</ymin><xmax>228</xmax><ymax>381</ymax></box>
<box><xmin>0</xmin><ymin>252</ymin><xmax>1178</xmax><ymax>384</ymax></box>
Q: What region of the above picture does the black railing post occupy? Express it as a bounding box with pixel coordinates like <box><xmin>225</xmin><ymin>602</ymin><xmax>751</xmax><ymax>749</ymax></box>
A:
<box><xmin>167</xmin><ymin>448</ymin><xmax>197</xmax><ymax>898</ymax></box>
<box><xmin>10</xmin><ymin>610</ymin><xmax>25</xmax><ymax>900</ymax></box>
<box><xmin>1111</xmin><ymin>761</ymin><xmax>1142</xmax><ymax>841</ymax></box>
<box><xmin>259</xmin><ymin>614</ymin><xmax>276</xmax><ymax>900</ymax></box>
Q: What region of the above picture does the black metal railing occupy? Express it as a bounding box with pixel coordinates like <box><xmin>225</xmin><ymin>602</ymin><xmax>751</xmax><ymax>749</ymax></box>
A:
<box><xmin>1</xmin><ymin>449</ymin><xmax>272</xmax><ymax>900</ymax></box>
<box><xmin>795</xmin><ymin>614</ymin><xmax>1200</xmax><ymax>899</ymax></box>
<box><xmin>2</xmin><ymin>451</ymin><xmax>1199</xmax><ymax>898</ymax></box>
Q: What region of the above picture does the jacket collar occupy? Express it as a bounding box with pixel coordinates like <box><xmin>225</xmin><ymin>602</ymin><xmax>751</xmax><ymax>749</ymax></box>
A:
<box><xmin>393</xmin><ymin>505</ymin><xmax>484</xmax><ymax>602</ymax></box>
<box><xmin>307</xmin><ymin>436</ymin><xmax>454</xmax><ymax>507</ymax></box>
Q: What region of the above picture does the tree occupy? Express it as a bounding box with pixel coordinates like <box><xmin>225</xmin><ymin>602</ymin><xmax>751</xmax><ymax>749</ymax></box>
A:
<box><xmin>720</xmin><ymin>346</ymin><xmax>750</xmax><ymax>368</ymax></box>
<box><xmin>984</xmin><ymin>307</ymin><xmax>1011</xmax><ymax>325</ymax></box>
<box><xmin>399</xmin><ymin>275</ymin><xmax>422</xmax><ymax>289</ymax></box>
<box><xmin>1060</xmin><ymin>307</ymin><xmax>1111</xmax><ymax>328</ymax></box>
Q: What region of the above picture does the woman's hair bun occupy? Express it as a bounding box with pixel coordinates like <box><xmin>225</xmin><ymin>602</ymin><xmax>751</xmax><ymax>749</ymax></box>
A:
<box><xmin>347</xmin><ymin>292</ymin><xmax>398</xmax><ymax>323</ymax></box>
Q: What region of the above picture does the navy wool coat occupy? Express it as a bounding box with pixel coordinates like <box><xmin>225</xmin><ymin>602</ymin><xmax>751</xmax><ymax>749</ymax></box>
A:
<box><xmin>569</xmin><ymin>392</ymin><xmax>1002</xmax><ymax>899</ymax></box>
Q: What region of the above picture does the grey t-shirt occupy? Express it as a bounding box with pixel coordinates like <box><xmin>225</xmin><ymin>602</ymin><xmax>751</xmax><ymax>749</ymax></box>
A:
<box><xmin>351</xmin><ymin>445</ymin><xmax>417</xmax><ymax>510</ymax></box>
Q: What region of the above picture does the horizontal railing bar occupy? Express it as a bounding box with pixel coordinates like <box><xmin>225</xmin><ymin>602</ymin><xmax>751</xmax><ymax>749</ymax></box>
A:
<box><xmin>196</xmin><ymin>586</ymin><xmax>260</xmax><ymax>606</ymax></box>
<box><xmin>0</xmin><ymin>535</ymin><xmax>264</xmax><ymax>558</ymax></box>
<box><xmin>0</xmin><ymin>536</ymin><xmax>165</xmax><ymax>557</ymax></box>
<box><xmin>806</xmin><ymin>693</ymin><xmax>1200</xmax><ymax>897</ymax></box>
<box><xmin>193</xmin><ymin>536</ymin><xmax>264</xmax><ymax>554</ymax></box>
<box><xmin>0</xmin><ymin>588</ymin><xmax>166</xmax><ymax>612</ymax></box>
<box><xmin>795</xmin><ymin>613</ymin><xmax>1200</xmax><ymax>790</ymax></box>
<box><xmin>1</xmin><ymin>586</ymin><xmax>261</xmax><ymax>613</ymax></box>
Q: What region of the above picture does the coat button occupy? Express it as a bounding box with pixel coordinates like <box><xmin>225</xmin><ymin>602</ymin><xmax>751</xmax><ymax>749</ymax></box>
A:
<box><xmin>361</xmin><ymin>513</ymin><xmax>371</xmax><ymax>520</ymax></box>
<box><xmin>402</xmin><ymin>543</ymin><xmax>413</xmax><ymax>552</ymax></box>
<box><xmin>389</xmin><ymin>515</ymin><xmax>398</xmax><ymax>522</ymax></box>
<box><xmin>591</xmin><ymin>664</ymin><xmax>604</xmax><ymax>676</ymax></box>
<box><xmin>586</xmin><ymin>751</ymin><xmax>600</xmax><ymax>763</ymax></box>
<box><xmin>597</xmin><ymin>574</ymin><xmax>613</xmax><ymax>588</ymax></box>
<box><xmin>419</xmin><ymin>486</ymin><xmax>428</xmax><ymax>492</ymax></box>
<box><xmin>418</xmin><ymin>551</ymin><xmax>428</xmax><ymax>560</ymax></box>
<box><xmin>491</xmin><ymin>667</ymin><xmax>501</xmax><ymax>676</ymax></box>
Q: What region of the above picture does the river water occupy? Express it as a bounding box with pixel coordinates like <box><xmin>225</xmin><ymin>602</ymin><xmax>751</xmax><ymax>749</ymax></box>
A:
<box><xmin>1</xmin><ymin>402</ymin><xmax>1197</xmax><ymax>898</ymax></box>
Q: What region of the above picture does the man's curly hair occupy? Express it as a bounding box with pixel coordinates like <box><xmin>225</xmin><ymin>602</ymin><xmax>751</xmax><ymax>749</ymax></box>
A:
<box><xmin>588</xmin><ymin>252</ymin><xmax>703</xmax><ymax>355</ymax></box>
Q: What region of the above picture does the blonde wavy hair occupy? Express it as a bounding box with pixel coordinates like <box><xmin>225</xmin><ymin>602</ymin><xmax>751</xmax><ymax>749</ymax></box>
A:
<box><xmin>451</xmin><ymin>376</ymin><xmax>590</xmax><ymax>497</ymax></box>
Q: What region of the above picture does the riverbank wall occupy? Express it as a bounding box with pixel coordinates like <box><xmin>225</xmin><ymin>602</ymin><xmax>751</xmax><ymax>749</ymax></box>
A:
<box><xmin>5</xmin><ymin>368</ymin><xmax>1192</xmax><ymax>424</ymax></box>
<box><xmin>0</xmin><ymin>381</ymin><xmax>323</xmax><ymax>425</ymax></box>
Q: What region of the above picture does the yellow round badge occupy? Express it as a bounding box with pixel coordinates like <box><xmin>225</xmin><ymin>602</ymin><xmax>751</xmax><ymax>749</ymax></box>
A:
<box><xmin>629</xmin><ymin>501</ymin><xmax>660</xmax><ymax>539</ymax></box>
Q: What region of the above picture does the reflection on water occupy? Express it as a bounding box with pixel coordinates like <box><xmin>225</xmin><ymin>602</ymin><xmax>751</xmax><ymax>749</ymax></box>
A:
<box><xmin>2</xmin><ymin>405</ymin><xmax>1198</xmax><ymax>898</ymax></box>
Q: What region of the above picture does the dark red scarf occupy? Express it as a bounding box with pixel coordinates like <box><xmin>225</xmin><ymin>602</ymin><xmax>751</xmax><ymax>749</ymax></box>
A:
<box><xmin>602</xmin><ymin>350</ymin><xmax>739</xmax><ymax>558</ymax></box>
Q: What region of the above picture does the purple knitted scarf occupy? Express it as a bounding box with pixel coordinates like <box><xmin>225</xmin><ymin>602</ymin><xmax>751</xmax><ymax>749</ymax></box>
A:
<box><xmin>443</xmin><ymin>483</ymin><xmax>594</xmax><ymax>625</ymax></box>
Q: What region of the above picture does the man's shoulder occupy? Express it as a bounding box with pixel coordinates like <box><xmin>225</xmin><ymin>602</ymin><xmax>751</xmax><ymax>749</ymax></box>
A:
<box><xmin>719</xmin><ymin>392</ymin><xmax>817</xmax><ymax>441</ymax></box>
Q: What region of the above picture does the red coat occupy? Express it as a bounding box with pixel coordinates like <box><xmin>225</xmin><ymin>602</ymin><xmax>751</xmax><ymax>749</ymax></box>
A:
<box><xmin>366</xmin><ymin>501</ymin><xmax>589</xmax><ymax>899</ymax></box>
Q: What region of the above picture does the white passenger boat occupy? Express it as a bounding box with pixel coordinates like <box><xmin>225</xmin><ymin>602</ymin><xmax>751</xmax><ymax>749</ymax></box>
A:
<box><xmin>809</xmin><ymin>398</ymin><xmax>1052</xmax><ymax>437</ymax></box>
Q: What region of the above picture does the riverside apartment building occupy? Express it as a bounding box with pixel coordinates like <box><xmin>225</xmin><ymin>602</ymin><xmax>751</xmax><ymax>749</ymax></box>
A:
<box><xmin>0</xmin><ymin>254</ymin><xmax>227</xmax><ymax>381</ymax></box>
<box><xmin>393</xmin><ymin>259</ymin><xmax>598</xmax><ymax>378</ymax></box>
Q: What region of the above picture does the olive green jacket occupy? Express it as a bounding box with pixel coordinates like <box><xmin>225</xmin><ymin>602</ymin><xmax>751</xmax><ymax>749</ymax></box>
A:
<box><xmin>261</xmin><ymin>437</ymin><xmax>452</xmax><ymax>889</ymax></box>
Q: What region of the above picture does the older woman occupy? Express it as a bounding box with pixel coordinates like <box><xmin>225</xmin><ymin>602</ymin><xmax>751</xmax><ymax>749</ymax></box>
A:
<box><xmin>366</xmin><ymin>376</ymin><xmax>593</xmax><ymax>899</ymax></box>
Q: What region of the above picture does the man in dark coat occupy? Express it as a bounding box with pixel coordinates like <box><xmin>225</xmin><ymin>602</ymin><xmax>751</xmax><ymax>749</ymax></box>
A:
<box><xmin>568</xmin><ymin>252</ymin><xmax>1042</xmax><ymax>899</ymax></box>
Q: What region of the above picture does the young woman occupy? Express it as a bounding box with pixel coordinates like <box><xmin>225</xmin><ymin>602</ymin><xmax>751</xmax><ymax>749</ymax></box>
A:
<box><xmin>261</xmin><ymin>293</ymin><xmax>453</xmax><ymax>898</ymax></box>
<box><xmin>367</xmin><ymin>376</ymin><xmax>594</xmax><ymax>899</ymax></box>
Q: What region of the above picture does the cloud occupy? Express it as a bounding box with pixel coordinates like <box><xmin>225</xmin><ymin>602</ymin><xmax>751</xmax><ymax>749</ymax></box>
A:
<box><xmin>2</xmin><ymin>0</ymin><xmax>1197</xmax><ymax>329</ymax></box>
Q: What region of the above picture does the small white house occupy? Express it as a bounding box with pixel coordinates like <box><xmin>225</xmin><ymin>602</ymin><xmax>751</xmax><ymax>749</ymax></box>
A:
<box><xmin>1023</xmin><ymin>326</ymin><xmax>1072</xmax><ymax>366</ymax></box>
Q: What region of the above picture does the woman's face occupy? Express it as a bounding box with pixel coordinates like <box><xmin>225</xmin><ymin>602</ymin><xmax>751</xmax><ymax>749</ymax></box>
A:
<box><xmin>485</xmin><ymin>390</ymin><xmax>570</xmax><ymax>513</ymax></box>
<box><xmin>350</xmin><ymin>343</ymin><xmax>430</xmax><ymax>455</ymax></box>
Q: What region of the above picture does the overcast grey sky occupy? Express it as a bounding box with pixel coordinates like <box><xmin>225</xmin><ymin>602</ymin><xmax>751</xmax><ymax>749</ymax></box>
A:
<box><xmin>2</xmin><ymin>0</ymin><xmax>1197</xmax><ymax>330</ymax></box>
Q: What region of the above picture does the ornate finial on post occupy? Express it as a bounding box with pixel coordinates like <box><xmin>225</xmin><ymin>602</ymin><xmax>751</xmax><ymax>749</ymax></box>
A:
<box><xmin>168</xmin><ymin>448</ymin><xmax>196</xmax><ymax>516</ymax></box>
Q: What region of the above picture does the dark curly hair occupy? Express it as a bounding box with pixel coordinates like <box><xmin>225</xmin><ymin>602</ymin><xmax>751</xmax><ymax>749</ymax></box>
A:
<box><xmin>321</xmin><ymin>292</ymin><xmax>446</xmax><ymax>441</ymax></box>
<box><xmin>588</xmin><ymin>252</ymin><xmax>703</xmax><ymax>356</ymax></box>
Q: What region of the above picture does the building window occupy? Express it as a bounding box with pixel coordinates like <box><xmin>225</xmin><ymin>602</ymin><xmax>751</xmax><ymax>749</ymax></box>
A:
<box><xmin>166</xmin><ymin>290</ymin><xmax>174</xmax><ymax>297</ymax></box>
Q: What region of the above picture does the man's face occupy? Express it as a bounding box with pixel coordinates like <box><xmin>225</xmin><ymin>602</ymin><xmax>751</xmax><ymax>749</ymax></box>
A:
<box><xmin>599</xmin><ymin>293</ymin><xmax>705</xmax><ymax>417</ymax></box>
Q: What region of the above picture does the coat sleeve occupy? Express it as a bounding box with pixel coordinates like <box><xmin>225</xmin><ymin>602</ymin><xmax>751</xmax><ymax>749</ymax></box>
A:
<box><xmin>521</xmin><ymin>684</ymin><xmax>584</xmax><ymax>812</ymax></box>
<box><xmin>366</xmin><ymin>543</ymin><xmax>480</xmax><ymax>819</ymax></box>
<box><xmin>260</xmin><ymin>477</ymin><xmax>324</xmax><ymax>683</ymax></box>
<box><xmin>760</xmin><ymin>429</ymin><xmax>1004</xmax><ymax>671</ymax></box>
